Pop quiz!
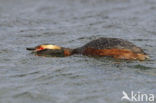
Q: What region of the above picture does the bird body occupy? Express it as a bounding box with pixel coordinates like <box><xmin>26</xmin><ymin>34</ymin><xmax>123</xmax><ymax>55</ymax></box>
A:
<box><xmin>26</xmin><ymin>37</ymin><xmax>149</xmax><ymax>60</ymax></box>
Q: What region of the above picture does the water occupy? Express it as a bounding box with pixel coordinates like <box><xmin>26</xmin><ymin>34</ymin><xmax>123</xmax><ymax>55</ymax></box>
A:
<box><xmin>0</xmin><ymin>0</ymin><xmax>156</xmax><ymax>103</ymax></box>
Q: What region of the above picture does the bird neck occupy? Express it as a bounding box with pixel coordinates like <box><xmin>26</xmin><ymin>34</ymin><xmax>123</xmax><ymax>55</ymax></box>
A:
<box><xmin>63</xmin><ymin>48</ymin><xmax>74</xmax><ymax>56</ymax></box>
<box><xmin>62</xmin><ymin>47</ymin><xmax>82</xmax><ymax>56</ymax></box>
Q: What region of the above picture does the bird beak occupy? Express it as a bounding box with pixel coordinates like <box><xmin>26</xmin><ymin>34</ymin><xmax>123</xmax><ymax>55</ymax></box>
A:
<box><xmin>26</xmin><ymin>47</ymin><xmax>36</xmax><ymax>51</ymax></box>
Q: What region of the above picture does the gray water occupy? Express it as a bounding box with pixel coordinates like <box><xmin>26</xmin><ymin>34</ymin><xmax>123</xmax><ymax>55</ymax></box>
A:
<box><xmin>0</xmin><ymin>0</ymin><xmax>156</xmax><ymax>103</ymax></box>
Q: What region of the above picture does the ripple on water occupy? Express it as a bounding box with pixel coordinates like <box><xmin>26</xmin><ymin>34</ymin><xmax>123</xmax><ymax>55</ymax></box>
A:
<box><xmin>0</xmin><ymin>0</ymin><xmax>156</xmax><ymax>103</ymax></box>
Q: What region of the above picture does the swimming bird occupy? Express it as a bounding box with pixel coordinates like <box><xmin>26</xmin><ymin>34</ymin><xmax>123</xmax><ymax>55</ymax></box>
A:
<box><xmin>26</xmin><ymin>37</ymin><xmax>149</xmax><ymax>60</ymax></box>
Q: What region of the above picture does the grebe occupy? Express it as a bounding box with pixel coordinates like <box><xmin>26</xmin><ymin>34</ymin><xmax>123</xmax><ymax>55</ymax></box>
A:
<box><xmin>26</xmin><ymin>38</ymin><xmax>149</xmax><ymax>60</ymax></box>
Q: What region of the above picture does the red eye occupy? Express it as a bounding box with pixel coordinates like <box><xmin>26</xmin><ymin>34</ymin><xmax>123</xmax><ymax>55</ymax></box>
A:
<box><xmin>36</xmin><ymin>47</ymin><xmax>44</xmax><ymax>51</ymax></box>
<box><xmin>39</xmin><ymin>47</ymin><xmax>44</xmax><ymax>50</ymax></box>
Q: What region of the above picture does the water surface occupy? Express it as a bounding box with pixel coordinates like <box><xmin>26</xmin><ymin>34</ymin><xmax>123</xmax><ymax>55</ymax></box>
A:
<box><xmin>0</xmin><ymin>0</ymin><xmax>156</xmax><ymax>103</ymax></box>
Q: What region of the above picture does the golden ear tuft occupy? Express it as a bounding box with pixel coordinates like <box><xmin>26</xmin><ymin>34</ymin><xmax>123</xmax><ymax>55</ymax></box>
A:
<box><xmin>41</xmin><ymin>45</ymin><xmax>61</xmax><ymax>50</ymax></box>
